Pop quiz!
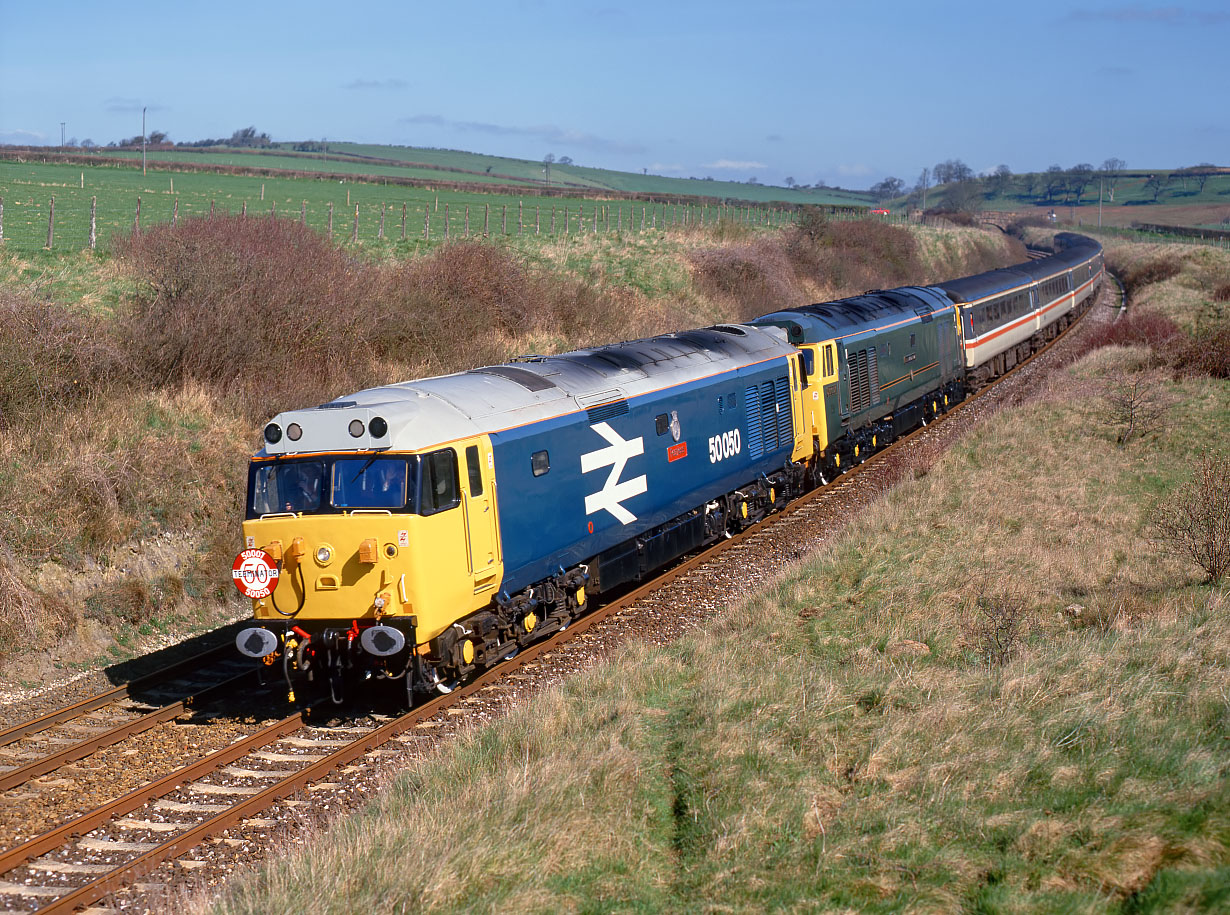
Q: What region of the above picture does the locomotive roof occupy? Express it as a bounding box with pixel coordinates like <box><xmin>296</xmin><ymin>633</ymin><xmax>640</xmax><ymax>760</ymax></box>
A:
<box><xmin>257</xmin><ymin>323</ymin><xmax>794</xmax><ymax>456</ymax></box>
<box><xmin>937</xmin><ymin>235</ymin><xmax>1102</xmax><ymax>304</ymax></box>
<box><xmin>750</xmin><ymin>285</ymin><xmax>953</xmax><ymax>344</ymax></box>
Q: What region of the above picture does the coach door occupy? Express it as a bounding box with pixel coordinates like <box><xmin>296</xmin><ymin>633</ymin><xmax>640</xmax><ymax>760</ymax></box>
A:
<box><xmin>461</xmin><ymin>438</ymin><xmax>501</xmax><ymax>595</ymax></box>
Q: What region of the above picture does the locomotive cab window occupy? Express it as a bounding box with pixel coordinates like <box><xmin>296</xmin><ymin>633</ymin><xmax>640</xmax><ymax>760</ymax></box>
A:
<box><xmin>251</xmin><ymin>461</ymin><xmax>326</xmax><ymax>515</ymax></box>
<box><xmin>655</xmin><ymin>413</ymin><xmax>670</xmax><ymax>436</ymax></box>
<box><xmin>420</xmin><ymin>449</ymin><xmax>460</xmax><ymax>515</ymax></box>
<box><xmin>531</xmin><ymin>450</ymin><xmax>550</xmax><ymax>477</ymax></box>
<box><xmin>465</xmin><ymin>445</ymin><xmax>483</xmax><ymax>496</ymax></box>
<box><xmin>910</xmin><ymin>333</ymin><xmax>916</xmax><ymax>347</ymax></box>
<box><xmin>332</xmin><ymin>457</ymin><xmax>408</xmax><ymax>510</ymax></box>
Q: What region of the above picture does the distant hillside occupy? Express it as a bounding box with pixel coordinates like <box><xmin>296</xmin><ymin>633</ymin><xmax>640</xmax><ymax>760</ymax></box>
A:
<box><xmin>73</xmin><ymin>141</ymin><xmax>870</xmax><ymax>207</ymax></box>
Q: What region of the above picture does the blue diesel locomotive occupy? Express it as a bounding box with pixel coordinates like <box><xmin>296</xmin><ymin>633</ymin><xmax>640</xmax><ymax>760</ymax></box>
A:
<box><xmin>234</xmin><ymin>232</ymin><xmax>1103</xmax><ymax>702</ymax></box>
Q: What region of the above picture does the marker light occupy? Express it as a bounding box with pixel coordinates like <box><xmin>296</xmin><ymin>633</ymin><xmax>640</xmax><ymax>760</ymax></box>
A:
<box><xmin>287</xmin><ymin>423</ymin><xmax>303</xmax><ymax>441</ymax></box>
<box><xmin>349</xmin><ymin>419</ymin><xmax>365</xmax><ymax>438</ymax></box>
<box><xmin>369</xmin><ymin>416</ymin><xmax>388</xmax><ymax>438</ymax></box>
<box><xmin>316</xmin><ymin>545</ymin><xmax>333</xmax><ymax>564</ymax></box>
<box><xmin>264</xmin><ymin>423</ymin><xmax>282</xmax><ymax>444</ymax></box>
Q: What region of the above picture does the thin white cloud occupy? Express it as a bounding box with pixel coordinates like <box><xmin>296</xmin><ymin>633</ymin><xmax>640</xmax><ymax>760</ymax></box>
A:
<box><xmin>702</xmin><ymin>159</ymin><xmax>767</xmax><ymax>170</ymax></box>
<box><xmin>0</xmin><ymin>128</ymin><xmax>47</xmax><ymax>144</ymax></box>
<box><xmin>648</xmin><ymin>163</ymin><xmax>686</xmax><ymax>173</ymax></box>
<box><xmin>401</xmin><ymin>114</ymin><xmax>645</xmax><ymax>155</ymax></box>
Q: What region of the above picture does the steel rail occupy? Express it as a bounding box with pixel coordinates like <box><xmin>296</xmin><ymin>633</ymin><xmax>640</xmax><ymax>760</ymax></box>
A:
<box><xmin>0</xmin><ymin>669</ymin><xmax>257</xmax><ymax>792</ymax></box>
<box><xmin>0</xmin><ymin>643</ymin><xmax>236</xmax><ymax>749</ymax></box>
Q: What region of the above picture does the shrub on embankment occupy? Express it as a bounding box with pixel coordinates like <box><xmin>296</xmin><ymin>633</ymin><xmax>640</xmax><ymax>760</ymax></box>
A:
<box><xmin>689</xmin><ymin>213</ymin><xmax>1025</xmax><ymax>318</ymax></box>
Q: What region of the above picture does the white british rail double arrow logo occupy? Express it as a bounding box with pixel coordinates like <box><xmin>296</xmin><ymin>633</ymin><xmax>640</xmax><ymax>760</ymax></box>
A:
<box><xmin>580</xmin><ymin>422</ymin><xmax>647</xmax><ymax>525</ymax></box>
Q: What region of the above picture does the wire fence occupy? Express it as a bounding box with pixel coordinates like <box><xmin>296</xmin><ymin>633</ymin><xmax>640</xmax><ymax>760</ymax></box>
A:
<box><xmin>0</xmin><ymin>190</ymin><xmax>838</xmax><ymax>255</ymax></box>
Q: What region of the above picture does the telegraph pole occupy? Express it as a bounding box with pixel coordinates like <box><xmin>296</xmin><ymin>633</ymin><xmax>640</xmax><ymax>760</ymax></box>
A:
<box><xmin>60</xmin><ymin>122</ymin><xmax>65</xmax><ymax>149</ymax></box>
<box><xmin>1098</xmin><ymin>177</ymin><xmax>1103</xmax><ymax>228</ymax></box>
<box><xmin>142</xmin><ymin>107</ymin><xmax>147</xmax><ymax>176</ymax></box>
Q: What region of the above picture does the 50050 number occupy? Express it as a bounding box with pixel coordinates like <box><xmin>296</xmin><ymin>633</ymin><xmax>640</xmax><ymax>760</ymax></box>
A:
<box><xmin>708</xmin><ymin>429</ymin><xmax>742</xmax><ymax>463</ymax></box>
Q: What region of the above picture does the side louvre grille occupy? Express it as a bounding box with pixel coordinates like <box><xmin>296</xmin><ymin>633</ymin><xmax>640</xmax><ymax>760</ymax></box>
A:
<box><xmin>775</xmin><ymin>376</ymin><xmax>792</xmax><ymax>447</ymax></box>
<box><xmin>745</xmin><ymin>376</ymin><xmax>791</xmax><ymax>459</ymax></box>
<box><xmin>586</xmin><ymin>400</ymin><xmax>629</xmax><ymax>423</ymax></box>
<box><xmin>745</xmin><ymin>385</ymin><xmax>763</xmax><ymax>458</ymax></box>
<box><xmin>847</xmin><ymin>347</ymin><xmax>881</xmax><ymax>416</ymax></box>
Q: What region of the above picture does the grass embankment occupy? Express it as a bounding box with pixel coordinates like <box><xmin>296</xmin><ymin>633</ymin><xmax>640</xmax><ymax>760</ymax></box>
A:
<box><xmin>202</xmin><ymin>243</ymin><xmax>1230</xmax><ymax>912</ymax></box>
<box><xmin>0</xmin><ymin>214</ymin><xmax>1017</xmax><ymax>683</ymax></box>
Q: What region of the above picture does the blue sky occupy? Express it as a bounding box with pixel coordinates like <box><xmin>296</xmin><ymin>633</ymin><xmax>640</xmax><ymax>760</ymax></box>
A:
<box><xmin>2</xmin><ymin>1</ymin><xmax>1226</xmax><ymax>189</ymax></box>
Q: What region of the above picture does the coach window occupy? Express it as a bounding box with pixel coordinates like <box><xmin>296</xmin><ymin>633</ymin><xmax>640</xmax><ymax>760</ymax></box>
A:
<box><xmin>420</xmin><ymin>449</ymin><xmax>460</xmax><ymax>515</ymax></box>
<box><xmin>465</xmin><ymin>445</ymin><xmax>483</xmax><ymax>496</ymax></box>
<box><xmin>531</xmin><ymin>450</ymin><xmax>550</xmax><ymax>477</ymax></box>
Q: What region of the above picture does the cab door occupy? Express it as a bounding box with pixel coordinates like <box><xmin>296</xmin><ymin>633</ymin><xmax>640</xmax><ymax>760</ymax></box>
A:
<box><xmin>461</xmin><ymin>437</ymin><xmax>502</xmax><ymax>595</ymax></box>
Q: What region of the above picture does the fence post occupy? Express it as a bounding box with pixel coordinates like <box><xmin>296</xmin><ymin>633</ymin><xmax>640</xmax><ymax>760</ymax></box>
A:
<box><xmin>301</xmin><ymin>200</ymin><xmax>306</xmax><ymax>225</ymax></box>
<box><xmin>241</xmin><ymin>200</ymin><xmax>246</xmax><ymax>217</ymax></box>
<box><xmin>465</xmin><ymin>204</ymin><xmax>470</xmax><ymax>235</ymax></box>
<box><xmin>89</xmin><ymin>196</ymin><xmax>96</xmax><ymax>250</ymax></box>
<box><xmin>46</xmin><ymin>196</ymin><xmax>55</xmax><ymax>248</ymax></box>
<box><xmin>444</xmin><ymin>203</ymin><xmax>450</xmax><ymax>238</ymax></box>
<box><xmin>173</xmin><ymin>198</ymin><xmax>179</xmax><ymax>227</ymax></box>
<box><xmin>518</xmin><ymin>200</ymin><xmax>523</xmax><ymax>234</ymax></box>
<box><xmin>536</xmin><ymin>205</ymin><xmax>540</xmax><ymax>234</ymax></box>
<box><xmin>502</xmin><ymin>205</ymin><xmax>507</xmax><ymax>234</ymax></box>
<box><xmin>270</xmin><ymin>201</ymin><xmax>276</xmax><ymax>219</ymax></box>
<box><xmin>424</xmin><ymin>204</ymin><xmax>430</xmax><ymax>240</ymax></box>
<box><xmin>402</xmin><ymin>203</ymin><xmax>407</xmax><ymax>240</ymax></box>
<box><xmin>484</xmin><ymin>203</ymin><xmax>489</xmax><ymax>235</ymax></box>
<box><xmin>617</xmin><ymin>206</ymin><xmax>622</xmax><ymax>232</ymax></box>
<box><xmin>579</xmin><ymin>203</ymin><xmax>584</xmax><ymax>232</ymax></box>
<box><xmin>352</xmin><ymin>205</ymin><xmax>358</xmax><ymax>243</ymax></box>
<box><xmin>136</xmin><ymin>196</ymin><xmax>142</xmax><ymax>232</ymax></box>
<box><xmin>592</xmin><ymin>207</ymin><xmax>597</xmax><ymax>232</ymax></box>
<box><xmin>0</xmin><ymin>196</ymin><xmax>5</xmax><ymax>244</ymax></box>
<box><xmin>328</xmin><ymin>202</ymin><xmax>334</xmax><ymax>237</ymax></box>
<box><xmin>551</xmin><ymin>206</ymin><xmax>556</xmax><ymax>235</ymax></box>
<box><xmin>379</xmin><ymin>203</ymin><xmax>385</xmax><ymax>239</ymax></box>
<box><xmin>261</xmin><ymin>183</ymin><xmax>265</xmax><ymax>201</ymax></box>
<box><xmin>210</xmin><ymin>200</ymin><xmax>216</xmax><ymax>217</ymax></box>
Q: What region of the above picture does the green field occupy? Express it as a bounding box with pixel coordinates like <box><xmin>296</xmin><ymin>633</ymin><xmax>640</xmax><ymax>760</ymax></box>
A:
<box><xmin>78</xmin><ymin>141</ymin><xmax>871</xmax><ymax>206</ymax></box>
<box><xmin>0</xmin><ymin>159</ymin><xmax>809</xmax><ymax>256</ymax></box>
<box><xmin>923</xmin><ymin>170</ymin><xmax>1230</xmax><ymax>213</ymax></box>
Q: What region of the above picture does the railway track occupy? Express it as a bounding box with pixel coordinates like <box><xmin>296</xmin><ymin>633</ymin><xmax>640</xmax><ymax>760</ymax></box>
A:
<box><xmin>0</xmin><ymin>277</ymin><xmax>1117</xmax><ymax>913</ymax></box>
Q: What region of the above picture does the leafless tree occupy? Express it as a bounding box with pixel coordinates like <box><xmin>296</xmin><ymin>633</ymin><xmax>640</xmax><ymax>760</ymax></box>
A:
<box><xmin>1100</xmin><ymin>371</ymin><xmax>1172</xmax><ymax>445</ymax></box>
<box><xmin>1100</xmin><ymin>157</ymin><xmax>1126</xmax><ymax>201</ymax></box>
<box><xmin>1151</xmin><ymin>454</ymin><xmax>1230</xmax><ymax>583</ymax></box>
<box><xmin>1068</xmin><ymin>163</ymin><xmax>1095</xmax><ymax>202</ymax></box>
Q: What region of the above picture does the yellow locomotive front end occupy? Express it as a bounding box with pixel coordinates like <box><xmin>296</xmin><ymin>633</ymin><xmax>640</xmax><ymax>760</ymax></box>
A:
<box><xmin>233</xmin><ymin>398</ymin><xmax>504</xmax><ymax>704</ymax></box>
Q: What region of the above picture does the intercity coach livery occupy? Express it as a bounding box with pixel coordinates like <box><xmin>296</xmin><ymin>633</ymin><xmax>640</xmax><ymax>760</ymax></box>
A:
<box><xmin>233</xmin><ymin>232</ymin><xmax>1103</xmax><ymax>703</ymax></box>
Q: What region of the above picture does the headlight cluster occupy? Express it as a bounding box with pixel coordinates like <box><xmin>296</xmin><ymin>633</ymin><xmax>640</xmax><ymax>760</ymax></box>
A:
<box><xmin>266</xmin><ymin>416</ymin><xmax>387</xmax><ymax>443</ymax></box>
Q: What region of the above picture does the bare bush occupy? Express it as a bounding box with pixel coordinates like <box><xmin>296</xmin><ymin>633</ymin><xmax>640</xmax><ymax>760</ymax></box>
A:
<box><xmin>1098</xmin><ymin>370</ymin><xmax>1173</xmax><ymax>445</ymax></box>
<box><xmin>1086</xmin><ymin>310</ymin><xmax>1183</xmax><ymax>353</ymax></box>
<box><xmin>688</xmin><ymin>241</ymin><xmax>800</xmax><ymax>320</ymax></box>
<box><xmin>0</xmin><ymin>289</ymin><xmax>128</xmax><ymax>428</ymax></box>
<box><xmin>1120</xmin><ymin>255</ymin><xmax>1182</xmax><ymax>299</ymax></box>
<box><xmin>116</xmin><ymin>215</ymin><xmax>372</xmax><ymax>418</ymax></box>
<box><xmin>1171</xmin><ymin>321</ymin><xmax>1230</xmax><ymax>379</ymax></box>
<box><xmin>1151</xmin><ymin>454</ymin><xmax>1230</xmax><ymax>584</ymax></box>
<box><xmin>964</xmin><ymin>587</ymin><xmax>1029</xmax><ymax>672</ymax></box>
